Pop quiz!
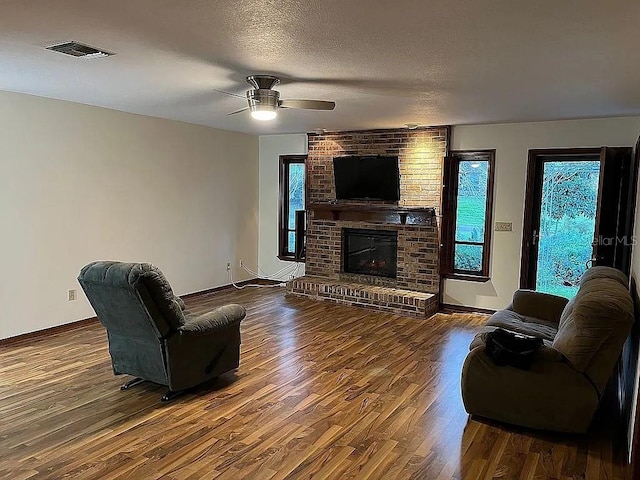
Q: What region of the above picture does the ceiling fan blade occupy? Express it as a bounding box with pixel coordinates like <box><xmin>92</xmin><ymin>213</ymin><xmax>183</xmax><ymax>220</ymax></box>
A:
<box><xmin>279</xmin><ymin>99</ymin><xmax>336</xmax><ymax>110</ymax></box>
<box><xmin>213</xmin><ymin>88</ymin><xmax>247</xmax><ymax>100</ymax></box>
<box><xmin>226</xmin><ymin>106</ymin><xmax>249</xmax><ymax>116</ymax></box>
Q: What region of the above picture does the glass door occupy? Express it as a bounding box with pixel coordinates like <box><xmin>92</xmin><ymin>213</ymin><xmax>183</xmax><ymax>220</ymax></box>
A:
<box><xmin>521</xmin><ymin>147</ymin><xmax>634</xmax><ymax>298</ymax></box>
<box><xmin>534</xmin><ymin>159</ymin><xmax>601</xmax><ymax>297</ymax></box>
<box><xmin>521</xmin><ymin>149</ymin><xmax>603</xmax><ymax>299</ymax></box>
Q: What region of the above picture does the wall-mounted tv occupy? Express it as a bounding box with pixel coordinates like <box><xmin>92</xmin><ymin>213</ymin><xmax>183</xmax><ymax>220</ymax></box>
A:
<box><xmin>333</xmin><ymin>156</ymin><xmax>400</xmax><ymax>201</ymax></box>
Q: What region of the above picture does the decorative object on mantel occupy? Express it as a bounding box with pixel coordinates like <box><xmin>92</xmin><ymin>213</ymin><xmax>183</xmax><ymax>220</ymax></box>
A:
<box><xmin>308</xmin><ymin>202</ymin><xmax>436</xmax><ymax>225</ymax></box>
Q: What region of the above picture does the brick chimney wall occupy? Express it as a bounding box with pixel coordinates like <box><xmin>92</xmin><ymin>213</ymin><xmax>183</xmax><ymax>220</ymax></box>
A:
<box><xmin>307</xmin><ymin>127</ymin><xmax>448</xmax><ymax>207</ymax></box>
<box><xmin>302</xmin><ymin>127</ymin><xmax>448</xmax><ymax>295</ymax></box>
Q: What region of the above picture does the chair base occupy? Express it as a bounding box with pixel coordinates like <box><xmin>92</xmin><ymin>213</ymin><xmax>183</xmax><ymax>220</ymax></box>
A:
<box><xmin>161</xmin><ymin>389</ymin><xmax>186</xmax><ymax>402</ymax></box>
<box><xmin>120</xmin><ymin>378</ymin><xmax>186</xmax><ymax>402</ymax></box>
<box><xmin>120</xmin><ymin>377</ymin><xmax>145</xmax><ymax>390</ymax></box>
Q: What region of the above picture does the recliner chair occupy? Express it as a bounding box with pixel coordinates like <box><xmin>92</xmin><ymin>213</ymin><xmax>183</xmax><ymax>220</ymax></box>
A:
<box><xmin>461</xmin><ymin>266</ymin><xmax>634</xmax><ymax>433</ymax></box>
<box><xmin>78</xmin><ymin>261</ymin><xmax>246</xmax><ymax>401</ymax></box>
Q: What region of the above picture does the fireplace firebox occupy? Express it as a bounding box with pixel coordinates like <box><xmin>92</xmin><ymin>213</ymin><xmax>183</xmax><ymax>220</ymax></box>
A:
<box><xmin>343</xmin><ymin>228</ymin><xmax>398</xmax><ymax>279</ymax></box>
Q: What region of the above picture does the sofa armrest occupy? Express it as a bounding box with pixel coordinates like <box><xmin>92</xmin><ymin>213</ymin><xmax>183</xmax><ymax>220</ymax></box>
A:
<box><xmin>511</xmin><ymin>289</ymin><xmax>569</xmax><ymax>324</ymax></box>
<box><xmin>179</xmin><ymin>304</ymin><xmax>246</xmax><ymax>335</ymax></box>
<box><xmin>461</xmin><ymin>345</ymin><xmax>599</xmax><ymax>433</ymax></box>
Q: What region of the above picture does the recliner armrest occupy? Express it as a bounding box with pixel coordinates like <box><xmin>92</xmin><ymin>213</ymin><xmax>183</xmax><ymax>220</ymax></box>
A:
<box><xmin>461</xmin><ymin>344</ymin><xmax>599</xmax><ymax>433</ymax></box>
<box><xmin>179</xmin><ymin>304</ymin><xmax>246</xmax><ymax>335</ymax></box>
<box><xmin>511</xmin><ymin>289</ymin><xmax>569</xmax><ymax>324</ymax></box>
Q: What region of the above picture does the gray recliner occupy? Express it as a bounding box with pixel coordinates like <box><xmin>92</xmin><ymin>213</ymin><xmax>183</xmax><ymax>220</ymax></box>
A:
<box><xmin>78</xmin><ymin>261</ymin><xmax>246</xmax><ymax>401</ymax></box>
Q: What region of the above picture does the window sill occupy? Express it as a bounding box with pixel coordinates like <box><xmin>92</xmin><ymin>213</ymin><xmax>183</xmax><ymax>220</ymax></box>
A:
<box><xmin>443</xmin><ymin>273</ymin><xmax>491</xmax><ymax>283</ymax></box>
<box><xmin>277</xmin><ymin>255</ymin><xmax>305</xmax><ymax>263</ymax></box>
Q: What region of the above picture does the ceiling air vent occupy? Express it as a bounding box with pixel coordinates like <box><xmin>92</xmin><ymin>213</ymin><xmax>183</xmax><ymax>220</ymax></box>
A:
<box><xmin>45</xmin><ymin>41</ymin><xmax>114</xmax><ymax>58</ymax></box>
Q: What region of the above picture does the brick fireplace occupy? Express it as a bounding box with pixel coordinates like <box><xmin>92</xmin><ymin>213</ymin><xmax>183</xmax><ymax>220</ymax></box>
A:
<box><xmin>286</xmin><ymin>127</ymin><xmax>448</xmax><ymax>318</ymax></box>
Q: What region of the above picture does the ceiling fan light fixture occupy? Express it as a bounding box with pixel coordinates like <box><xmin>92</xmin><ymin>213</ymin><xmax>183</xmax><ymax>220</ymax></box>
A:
<box><xmin>221</xmin><ymin>75</ymin><xmax>336</xmax><ymax>119</ymax></box>
<box><xmin>250</xmin><ymin>105</ymin><xmax>278</xmax><ymax>120</ymax></box>
<box><xmin>247</xmin><ymin>87</ymin><xmax>280</xmax><ymax>121</ymax></box>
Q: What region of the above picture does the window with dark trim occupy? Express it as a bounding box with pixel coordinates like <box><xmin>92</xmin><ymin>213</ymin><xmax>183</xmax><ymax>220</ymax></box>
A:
<box><xmin>441</xmin><ymin>150</ymin><xmax>495</xmax><ymax>281</ymax></box>
<box><xmin>278</xmin><ymin>155</ymin><xmax>306</xmax><ymax>261</ymax></box>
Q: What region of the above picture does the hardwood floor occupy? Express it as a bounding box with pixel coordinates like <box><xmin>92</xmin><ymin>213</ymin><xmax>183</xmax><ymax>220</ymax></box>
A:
<box><xmin>0</xmin><ymin>287</ymin><xmax>630</xmax><ymax>479</ymax></box>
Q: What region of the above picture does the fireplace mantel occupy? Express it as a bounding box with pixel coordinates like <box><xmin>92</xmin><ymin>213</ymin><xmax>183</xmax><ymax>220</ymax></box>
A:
<box><xmin>308</xmin><ymin>203</ymin><xmax>436</xmax><ymax>225</ymax></box>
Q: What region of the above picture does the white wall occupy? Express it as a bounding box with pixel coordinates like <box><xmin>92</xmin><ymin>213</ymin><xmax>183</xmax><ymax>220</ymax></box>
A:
<box><xmin>446</xmin><ymin>116</ymin><xmax>640</xmax><ymax>309</ymax></box>
<box><xmin>0</xmin><ymin>91</ymin><xmax>258</xmax><ymax>340</ymax></box>
<box><xmin>258</xmin><ymin>134</ymin><xmax>307</xmax><ymax>279</ymax></box>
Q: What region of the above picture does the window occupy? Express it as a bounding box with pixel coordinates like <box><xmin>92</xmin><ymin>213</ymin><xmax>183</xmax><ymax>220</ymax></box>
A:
<box><xmin>278</xmin><ymin>155</ymin><xmax>306</xmax><ymax>261</ymax></box>
<box><xmin>441</xmin><ymin>150</ymin><xmax>495</xmax><ymax>280</ymax></box>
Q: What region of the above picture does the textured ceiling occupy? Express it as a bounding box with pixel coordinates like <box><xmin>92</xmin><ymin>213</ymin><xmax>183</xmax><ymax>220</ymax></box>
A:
<box><xmin>1</xmin><ymin>0</ymin><xmax>639</xmax><ymax>134</ymax></box>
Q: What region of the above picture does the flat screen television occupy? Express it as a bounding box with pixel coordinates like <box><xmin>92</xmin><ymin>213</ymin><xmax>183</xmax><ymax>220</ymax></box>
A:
<box><xmin>333</xmin><ymin>155</ymin><xmax>400</xmax><ymax>201</ymax></box>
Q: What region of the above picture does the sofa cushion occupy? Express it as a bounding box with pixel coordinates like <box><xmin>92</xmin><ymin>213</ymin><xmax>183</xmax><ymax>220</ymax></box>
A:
<box><xmin>552</xmin><ymin>276</ymin><xmax>633</xmax><ymax>387</ymax></box>
<box><xmin>175</xmin><ymin>295</ymin><xmax>186</xmax><ymax>311</ymax></box>
<box><xmin>79</xmin><ymin>261</ymin><xmax>186</xmax><ymax>331</ymax></box>
<box><xmin>579</xmin><ymin>265</ymin><xmax>628</xmax><ymax>288</ymax></box>
<box><xmin>137</xmin><ymin>265</ymin><xmax>186</xmax><ymax>330</ymax></box>
<box><xmin>558</xmin><ymin>296</ymin><xmax>576</xmax><ymax>329</ymax></box>
<box><xmin>511</xmin><ymin>290</ymin><xmax>568</xmax><ymax>324</ymax></box>
<box><xmin>485</xmin><ymin>309</ymin><xmax>558</xmax><ymax>341</ymax></box>
<box><xmin>469</xmin><ymin>328</ymin><xmax>563</xmax><ymax>361</ymax></box>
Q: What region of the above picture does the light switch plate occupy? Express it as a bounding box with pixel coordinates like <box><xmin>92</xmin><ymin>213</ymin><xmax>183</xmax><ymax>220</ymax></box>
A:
<box><xmin>495</xmin><ymin>221</ymin><xmax>513</xmax><ymax>232</ymax></box>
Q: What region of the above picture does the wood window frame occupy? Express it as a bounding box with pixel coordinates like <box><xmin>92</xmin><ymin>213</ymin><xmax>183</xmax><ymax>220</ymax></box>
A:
<box><xmin>441</xmin><ymin>150</ymin><xmax>495</xmax><ymax>282</ymax></box>
<box><xmin>278</xmin><ymin>154</ymin><xmax>307</xmax><ymax>262</ymax></box>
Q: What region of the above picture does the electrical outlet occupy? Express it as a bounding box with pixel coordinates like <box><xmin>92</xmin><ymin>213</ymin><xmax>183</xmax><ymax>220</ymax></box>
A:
<box><xmin>495</xmin><ymin>221</ymin><xmax>513</xmax><ymax>232</ymax></box>
<box><xmin>68</xmin><ymin>289</ymin><xmax>76</xmax><ymax>301</ymax></box>
<box><xmin>239</xmin><ymin>259</ymin><xmax>244</xmax><ymax>268</ymax></box>
<box><xmin>226</xmin><ymin>262</ymin><xmax>231</xmax><ymax>271</ymax></box>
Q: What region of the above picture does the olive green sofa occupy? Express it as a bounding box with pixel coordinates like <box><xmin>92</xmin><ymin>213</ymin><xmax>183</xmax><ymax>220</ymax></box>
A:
<box><xmin>461</xmin><ymin>266</ymin><xmax>634</xmax><ymax>433</ymax></box>
<box><xmin>78</xmin><ymin>261</ymin><xmax>246</xmax><ymax>401</ymax></box>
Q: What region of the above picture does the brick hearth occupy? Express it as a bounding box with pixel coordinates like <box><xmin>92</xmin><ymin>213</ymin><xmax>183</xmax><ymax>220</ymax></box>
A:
<box><xmin>286</xmin><ymin>127</ymin><xmax>448</xmax><ymax>318</ymax></box>
<box><xmin>288</xmin><ymin>276</ymin><xmax>439</xmax><ymax>318</ymax></box>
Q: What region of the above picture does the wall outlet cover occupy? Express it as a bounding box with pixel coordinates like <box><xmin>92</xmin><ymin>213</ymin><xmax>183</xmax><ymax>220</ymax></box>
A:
<box><xmin>495</xmin><ymin>221</ymin><xmax>513</xmax><ymax>232</ymax></box>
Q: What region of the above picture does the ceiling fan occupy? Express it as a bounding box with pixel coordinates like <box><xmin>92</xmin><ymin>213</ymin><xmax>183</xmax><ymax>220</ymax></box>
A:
<box><xmin>216</xmin><ymin>75</ymin><xmax>336</xmax><ymax>120</ymax></box>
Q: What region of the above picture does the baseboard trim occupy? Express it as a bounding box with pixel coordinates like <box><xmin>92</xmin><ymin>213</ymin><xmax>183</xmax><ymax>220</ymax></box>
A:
<box><xmin>440</xmin><ymin>303</ymin><xmax>497</xmax><ymax>315</ymax></box>
<box><xmin>1</xmin><ymin>278</ymin><xmax>282</xmax><ymax>347</ymax></box>
<box><xmin>0</xmin><ymin>317</ymin><xmax>99</xmax><ymax>347</ymax></box>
